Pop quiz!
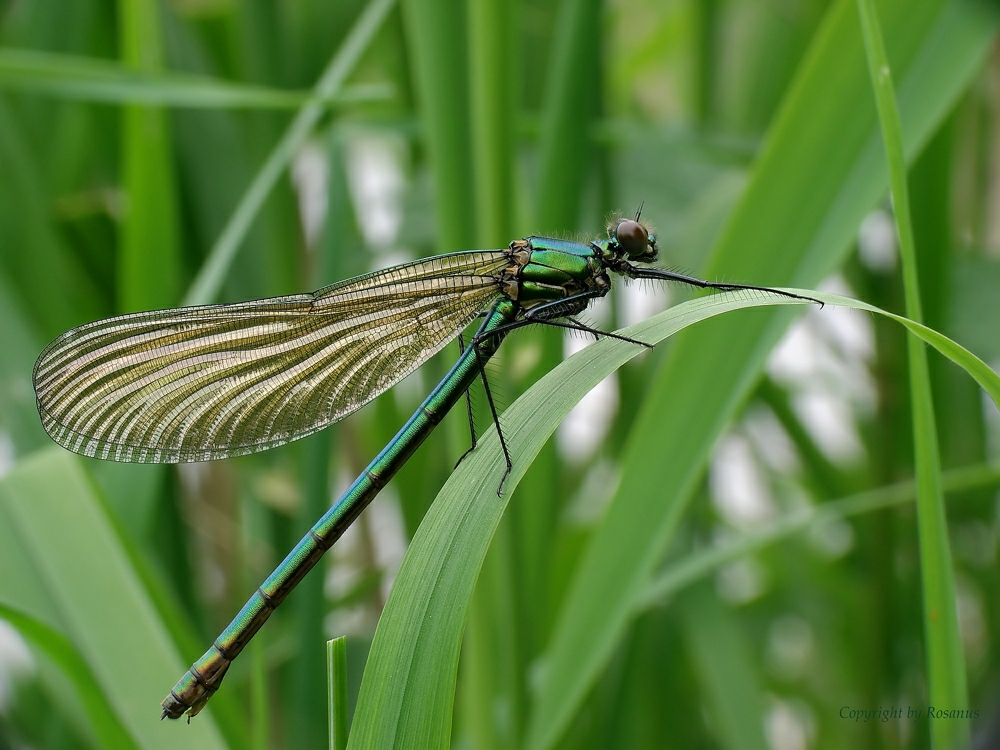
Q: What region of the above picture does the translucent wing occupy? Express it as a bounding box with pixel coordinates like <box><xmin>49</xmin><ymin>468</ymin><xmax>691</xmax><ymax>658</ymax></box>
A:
<box><xmin>34</xmin><ymin>251</ymin><xmax>509</xmax><ymax>462</ymax></box>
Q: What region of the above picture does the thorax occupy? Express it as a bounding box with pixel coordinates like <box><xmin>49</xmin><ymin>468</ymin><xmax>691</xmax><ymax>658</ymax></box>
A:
<box><xmin>500</xmin><ymin>237</ymin><xmax>611</xmax><ymax>309</ymax></box>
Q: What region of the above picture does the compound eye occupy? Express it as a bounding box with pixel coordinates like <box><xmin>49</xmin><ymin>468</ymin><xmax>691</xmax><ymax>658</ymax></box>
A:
<box><xmin>614</xmin><ymin>219</ymin><xmax>650</xmax><ymax>259</ymax></box>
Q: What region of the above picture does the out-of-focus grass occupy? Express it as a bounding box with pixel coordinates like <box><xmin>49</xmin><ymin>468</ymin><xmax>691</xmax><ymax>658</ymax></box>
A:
<box><xmin>856</xmin><ymin>1</ymin><xmax>967</xmax><ymax>747</ymax></box>
<box><xmin>0</xmin><ymin>0</ymin><xmax>998</xmax><ymax>748</ymax></box>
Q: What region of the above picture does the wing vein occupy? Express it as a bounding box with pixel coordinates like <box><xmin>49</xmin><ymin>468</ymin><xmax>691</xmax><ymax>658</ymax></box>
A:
<box><xmin>33</xmin><ymin>251</ymin><xmax>509</xmax><ymax>462</ymax></box>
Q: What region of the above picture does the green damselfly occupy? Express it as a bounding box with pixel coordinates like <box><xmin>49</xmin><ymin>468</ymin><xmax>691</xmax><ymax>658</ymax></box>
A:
<box><xmin>32</xmin><ymin>215</ymin><xmax>818</xmax><ymax>719</ymax></box>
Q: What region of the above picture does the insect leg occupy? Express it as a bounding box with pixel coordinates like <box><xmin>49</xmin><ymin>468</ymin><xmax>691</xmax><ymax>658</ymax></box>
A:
<box><xmin>621</xmin><ymin>264</ymin><xmax>823</xmax><ymax>307</ymax></box>
<box><xmin>454</xmin><ymin>333</ymin><xmax>479</xmax><ymax>469</ymax></box>
<box><xmin>537</xmin><ymin>316</ymin><xmax>653</xmax><ymax>349</ymax></box>
<box><xmin>474</xmin><ymin>290</ymin><xmax>652</xmax><ymax>349</ymax></box>
<box><xmin>471</xmin><ymin>289</ymin><xmax>606</xmax><ymax>346</ymax></box>
<box><xmin>470</xmin><ymin>335</ymin><xmax>512</xmax><ymax>496</ymax></box>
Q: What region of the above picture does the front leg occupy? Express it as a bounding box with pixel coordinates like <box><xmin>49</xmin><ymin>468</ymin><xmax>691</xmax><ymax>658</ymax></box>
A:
<box><xmin>454</xmin><ymin>333</ymin><xmax>478</xmax><ymax>467</ymax></box>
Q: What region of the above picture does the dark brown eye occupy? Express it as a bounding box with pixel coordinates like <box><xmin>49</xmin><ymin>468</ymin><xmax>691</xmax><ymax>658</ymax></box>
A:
<box><xmin>614</xmin><ymin>219</ymin><xmax>649</xmax><ymax>259</ymax></box>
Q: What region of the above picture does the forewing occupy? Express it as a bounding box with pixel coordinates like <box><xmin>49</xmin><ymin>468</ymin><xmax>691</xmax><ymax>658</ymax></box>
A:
<box><xmin>33</xmin><ymin>251</ymin><xmax>509</xmax><ymax>462</ymax></box>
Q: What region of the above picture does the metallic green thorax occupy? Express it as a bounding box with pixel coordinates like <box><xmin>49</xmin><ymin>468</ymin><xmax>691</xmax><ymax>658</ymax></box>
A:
<box><xmin>501</xmin><ymin>237</ymin><xmax>610</xmax><ymax>308</ymax></box>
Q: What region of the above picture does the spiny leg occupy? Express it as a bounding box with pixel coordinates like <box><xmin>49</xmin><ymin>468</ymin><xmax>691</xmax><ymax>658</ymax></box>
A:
<box><xmin>553</xmin><ymin>316</ymin><xmax>653</xmax><ymax>349</ymax></box>
<box><xmin>476</xmin><ymin>317</ymin><xmax>652</xmax><ymax>352</ymax></box>
<box><xmin>454</xmin><ymin>333</ymin><xmax>479</xmax><ymax>469</ymax></box>
<box><xmin>479</xmin><ymin>313</ymin><xmax>652</xmax><ymax>349</ymax></box>
<box><xmin>622</xmin><ymin>265</ymin><xmax>823</xmax><ymax>307</ymax></box>
<box><xmin>471</xmin><ymin>289</ymin><xmax>607</xmax><ymax>347</ymax></box>
<box><xmin>466</xmin><ymin>288</ymin><xmax>657</xmax><ymax>494</ymax></box>
<box><xmin>471</xmin><ymin>336</ymin><xmax>512</xmax><ymax>496</ymax></box>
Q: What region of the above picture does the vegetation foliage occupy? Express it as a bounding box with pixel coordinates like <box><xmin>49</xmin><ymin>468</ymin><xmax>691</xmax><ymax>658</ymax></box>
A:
<box><xmin>0</xmin><ymin>0</ymin><xmax>998</xmax><ymax>748</ymax></box>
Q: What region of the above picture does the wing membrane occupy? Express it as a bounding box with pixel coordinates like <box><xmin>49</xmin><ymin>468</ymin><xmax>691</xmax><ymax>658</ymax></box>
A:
<box><xmin>33</xmin><ymin>251</ymin><xmax>509</xmax><ymax>462</ymax></box>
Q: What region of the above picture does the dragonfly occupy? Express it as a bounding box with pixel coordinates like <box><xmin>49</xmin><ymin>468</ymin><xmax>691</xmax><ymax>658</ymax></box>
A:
<box><xmin>32</xmin><ymin>213</ymin><xmax>819</xmax><ymax>720</ymax></box>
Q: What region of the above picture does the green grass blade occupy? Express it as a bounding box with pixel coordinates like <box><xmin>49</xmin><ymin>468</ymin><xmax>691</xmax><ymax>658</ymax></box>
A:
<box><xmin>183</xmin><ymin>0</ymin><xmax>396</xmax><ymax>306</ymax></box>
<box><xmin>535</xmin><ymin>0</ymin><xmax>601</xmax><ymax>232</ymax></box>
<box><xmin>248</xmin><ymin>637</ymin><xmax>269</xmax><ymax>750</ymax></box>
<box><xmin>118</xmin><ymin>0</ymin><xmax>181</xmax><ymax>312</ymax></box>
<box><xmin>0</xmin><ymin>449</ymin><xmax>228</xmax><ymax>750</ymax></box>
<box><xmin>526</xmin><ymin>2</ymin><xmax>999</xmax><ymax>747</ymax></box>
<box><xmin>469</xmin><ymin>0</ymin><xmax>515</xmax><ymax>246</ymax></box>
<box><xmin>328</xmin><ymin>637</ymin><xmax>349</xmax><ymax>750</ymax></box>
<box><xmin>0</xmin><ymin>47</ymin><xmax>390</xmax><ymax>109</ymax></box>
<box><xmin>0</xmin><ymin>603</ymin><xmax>139</xmax><ymax>750</ymax></box>
<box><xmin>403</xmin><ymin>0</ymin><xmax>475</xmax><ymax>251</ymax></box>
<box><xmin>855</xmin><ymin>3</ymin><xmax>968</xmax><ymax>748</ymax></box>
<box><xmin>348</xmin><ymin>287</ymin><xmax>1000</xmax><ymax>749</ymax></box>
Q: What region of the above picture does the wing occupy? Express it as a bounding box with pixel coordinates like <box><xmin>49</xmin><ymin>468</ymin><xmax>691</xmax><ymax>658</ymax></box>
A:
<box><xmin>33</xmin><ymin>251</ymin><xmax>509</xmax><ymax>462</ymax></box>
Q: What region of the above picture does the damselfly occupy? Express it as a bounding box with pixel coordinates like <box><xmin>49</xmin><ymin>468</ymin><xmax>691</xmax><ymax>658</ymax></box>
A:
<box><xmin>32</xmin><ymin>214</ymin><xmax>818</xmax><ymax>719</ymax></box>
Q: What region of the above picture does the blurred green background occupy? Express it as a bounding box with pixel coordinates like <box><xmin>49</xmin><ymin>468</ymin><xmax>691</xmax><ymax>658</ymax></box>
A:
<box><xmin>0</xmin><ymin>0</ymin><xmax>999</xmax><ymax>748</ymax></box>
